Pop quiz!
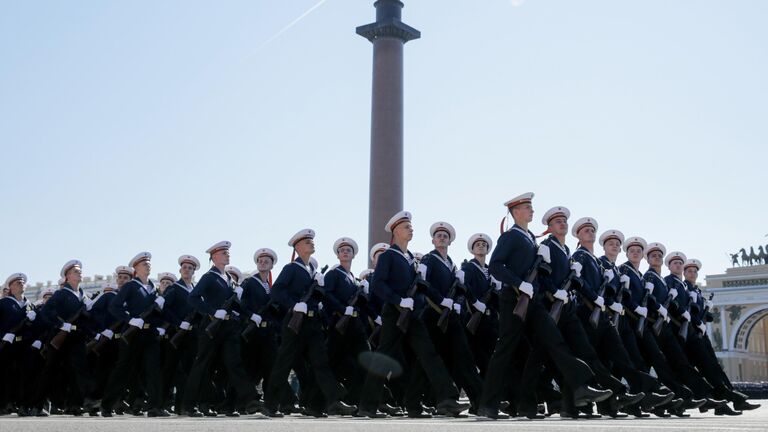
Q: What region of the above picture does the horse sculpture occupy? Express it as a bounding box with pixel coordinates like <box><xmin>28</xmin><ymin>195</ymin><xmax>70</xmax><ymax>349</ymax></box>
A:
<box><xmin>740</xmin><ymin>248</ymin><xmax>752</xmax><ymax>266</ymax></box>
<box><xmin>758</xmin><ymin>245</ymin><xmax>767</xmax><ymax>266</ymax></box>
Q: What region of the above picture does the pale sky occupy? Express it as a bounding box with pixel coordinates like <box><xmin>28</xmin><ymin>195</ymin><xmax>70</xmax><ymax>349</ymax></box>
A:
<box><xmin>1</xmin><ymin>0</ymin><xmax>766</xmax><ymax>286</ymax></box>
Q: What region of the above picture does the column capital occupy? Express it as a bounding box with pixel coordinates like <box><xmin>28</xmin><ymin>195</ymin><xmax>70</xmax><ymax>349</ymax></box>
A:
<box><xmin>356</xmin><ymin>19</ymin><xmax>420</xmax><ymax>43</ymax></box>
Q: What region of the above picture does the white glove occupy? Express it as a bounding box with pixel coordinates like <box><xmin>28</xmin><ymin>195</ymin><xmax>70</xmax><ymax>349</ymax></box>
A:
<box><xmin>705</xmin><ymin>300</ymin><xmax>713</xmax><ymax>309</ymax></box>
<box><xmin>698</xmin><ymin>323</ymin><xmax>707</xmax><ymax>334</ymax></box>
<box><xmin>553</xmin><ymin>289</ymin><xmax>569</xmax><ymax>302</ymax></box>
<box><xmin>314</xmin><ymin>273</ymin><xmax>325</xmax><ymax>286</ymax></box>
<box><xmin>155</xmin><ymin>296</ymin><xmax>165</xmax><ymax>309</ymax></box>
<box><xmin>214</xmin><ymin>309</ymin><xmax>228</xmax><ymax>319</ymax></box>
<box><xmin>399</xmin><ymin>297</ymin><xmax>414</xmax><ymax>310</ymax></box>
<box><xmin>594</xmin><ymin>296</ymin><xmax>605</xmax><ymax>310</ymax></box>
<box><xmin>689</xmin><ymin>291</ymin><xmax>698</xmax><ymax>302</ymax></box>
<box><xmin>440</xmin><ymin>298</ymin><xmax>454</xmax><ymax>309</ymax></box>
<box><xmin>538</xmin><ymin>244</ymin><xmax>551</xmax><ymax>263</ymax></box>
<box><xmin>453</xmin><ymin>303</ymin><xmax>461</xmax><ymax>314</ymax></box>
<box><xmin>318</xmin><ymin>301</ymin><xmax>324</xmax><ymax>311</ymax></box>
<box><xmin>250</xmin><ymin>314</ymin><xmax>263</xmax><ymax>325</ymax></box>
<box><xmin>180</xmin><ymin>321</ymin><xmax>191</xmax><ymax>330</ymax></box>
<box><xmin>669</xmin><ymin>288</ymin><xmax>678</xmax><ymax>300</ymax></box>
<box><xmin>344</xmin><ymin>306</ymin><xmax>354</xmax><ymax>316</ymax></box>
<box><xmin>604</xmin><ymin>269</ymin><xmax>615</xmax><ymax>281</ymax></box>
<box><xmin>645</xmin><ymin>282</ymin><xmax>654</xmax><ymax>292</ymax></box>
<box><xmin>417</xmin><ymin>263</ymin><xmax>428</xmax><ymax>279</ymax></box>
<box><xmin>570</xmin><ymin>261</ymin><xmax>583</xmax><ymax>277</ymax></box>
<box><xmin>658</xmin><ymin>305</ymin><xmax>668</xmax><ymax>319</ymax></box>
<box><xmin>361</xmin><ymin>279</ymin><xmax>370</xmax><ymax>295</ymax></box>
<box><xmin>2</xmin><ymin>333</ymin><xmax>15</xmax><ymax>343</ymax></box>
<box><xmin>26</xmin><ymin>310</ymin><xmax>36</xmax><ymax>321</ymax></box>
<box><xmin>84</xmin><ymin>296</ymin><xmax>95</xmax><ymax>309</ymax></box>
<box><xmin>374</xmin><ymin>316</ymin><xmax>382</xmax><ymax>326</ymax></box>
<box><xmin>292</xmin><ymin>302</ymin><xmax>308</xmax><ymax>314</ymax></box>
<box><xmin>491</xmin><ymin>276</ymin><xmax>502</xmax><ymax>291</ymax></box>
<box><xmin>156</xmin><ymin>327</ymin><xmax>166</xmax><ymax>337</ymax></box>
<box><xmin>682</xmin><ymin>311</ymin><xmax>691</xmax><ymax>321</ymax></box>
<box><xmin>60</xmin><ymin>322</ymin><xmax>73</xmax><ymax>332</ymax></box>
<box><xmin>101</xmin><ymin>329</ymin><xmax>114</xmax><ymax>339</ymax></box>
<box><xmin>128</xmin><ymin>318</ymin><xmax>144</xmax><ymax>328</ymax></box>
<box><xmin>609</xmin><ymin>303</ymin><xmax>624</xmax><ymax>314</ymax></box>
<box><xmin>31</xmin><ymin>340</ymin><xmax>42</xmax><ymax>350</ymax></box>
<box><xmin>473</xmin><ymin>300</ymin><xmax>487</xmax><ymax>313</ymax></box>
<box><xmin>519</xmin><ymin>281</ymin><xmax>534</xmax><ymax>298</ymax></box>
<box><xmin>634</xmin><ymin>306</ymin><xmax>648</xmax><ymax>318</ymax></box>
<box><xmin>454</xmin><ymin>269</ymin><xmax>465</xmax><ymax>284</ymax></box>
<box><xmin>234</xmin><ymin>286</ymin><xmax>244</xmax><ymax>299</ymax></box>
<box><xmin>620</xmin><ymin>274</ymin><xmax>630</xmax><ymax>287</ymax></box>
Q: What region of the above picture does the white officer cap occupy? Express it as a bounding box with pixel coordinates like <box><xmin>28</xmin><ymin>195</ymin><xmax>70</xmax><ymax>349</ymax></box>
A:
<box><xmin>504</xmin><ymin>192</ymin><xmax>534</xmax><ymax>209</ymax></box>
<box><xmin>206</xmin><ymin>241</ymin><xmax>231</xmax><ymax>255</ymax></box>
<box><xmin>369</xmin><ymin>243</ymin><xmax>390</xmax><ymax>262</ymax></box>
<box><xmin>158</xmin><ymin>272</ymin><xmax>177</xmax><ymax>283</ymax></box>
<box><xmin>333</xmin><ymin>237</ymin><xmax>359</xmax><ymax>256</ymax></box>
<box><xmin>129</xmin><ymin>252</ymin><xmax>152</xmax><ymax>268</ymax></box>
<box><xmin>254</xmin><ymin>248</ymin><xmax>278</xmax><ymax>265</ymax></box>
<box><xmin>115</xmin><ymin>265</ymin><xmax>134</xmax><ymax>276</ymax></box>
<box><xmin>623</xmin><ymin>236</ymin><xmax>647</xmax><ymax>253</ymax></box>
<box><xmin>430</xmin><ymin>221</ymin><xmax>456</xmax><ymax>242</ymax></box>
<box><xmin>571</xmin><ymin>217</ymin><xmax>598</xmax><ymax>238</ymax></box>
<box><xmin>224</xmin><ymin>265</ymin><xmax>243</xmax><ymax>283</ymax></box>
<box><xmin>288</xmin><ymin>229</ymin><xmax>315</xmax><ymax>247</ymax></box>
<box><xmin>599</xmin><ymin>229</ymin><xmax>625</xmax><ymax>247</ymax></box>
<box><xmin>541</xmin><ymin>206</ymin><xmax>570</xmax><ymax>225</ymax></box>
<box><xmin>645</xmin><ymin>242</ymin><xmax>667</xmax><ymax>259</ymax></box>
<box><xmin>665</xmin><ymin>251</ymin><xmax>687</xmax><ymax>267</ymax></box>
<box><xmin>178</xmin><ymin>255</ymin><xmax>201</xmax><ymax>270</ymax></box>
<box><xmin>467</xmin><ymin>233</ymin><xmax>493</xmax><ymax>253</ymax></box>
<box><xmin>4</xmin><ymin>273</ymin><xmax>27</xmax><ymax>289</ymax></box>
<box><xmin>385</xmin><ymin>211</ymin><xmax>412</xmax><ymax>233</ymax></box>
<box><xmin>41</xmin><ymin>286</ymin><xmax>57</xmax><ymax>297</ymax></box>
<box><xmin>684</xmin><ymin>259</ymin><xmax>702</xmax><ymax>271</ymax></box>
<box><xmin>60</xmin><ymin>259</ymin><xmax>82</xmax><ymax>278</ymax></box>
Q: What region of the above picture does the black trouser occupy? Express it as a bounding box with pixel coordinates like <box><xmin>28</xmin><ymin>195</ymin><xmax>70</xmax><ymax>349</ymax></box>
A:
<box><xmin>242</xmin><ymin>323</ymin><xmax>297</xmax><ymax>408</ymax></box>
<box><xmin>102</xmin><ymin>329</ymin><xmax>163</xmax><ymax>411</ymax></box>
<box><xmin>36</xmin><ymin>332</ymin><xmax>96</xmax><ymax>409</ymax></box>
<box><xmin>264</xmin><ymin>312</ymin><xmax>342</xmax><ymax>411</ymax></box>
<box><xmin>326</xmin><ymin>315</ymin><xmax>371</xmax><ymax>404</ymax></box>
<box><xmin>161</xmin><ymin>328</ymin><xmax>198</xmax><ymax>410</ymax></box>
<box><xmin>358</xmin><ymin>304</ymin><xmax>459</xmax><ymax>412</ymax></box>
<box><xmin>480</xmin><ymin>293</ymin><xmax>594</xmax><ymax>410</ymax></box>
<box><xmin>423</xmin><ymin>308</ymin><xmax>484</xmax><ymax>407</ymax></box>
<box><xmin>91</xmin><ymin>337</ymin><xmax>119</xmax><ymax>401</ymax></box>
<box><xmin>0</xmin><ymin>341</ymin><xmax>24</xmax><ymax>409</ymax></box>
<box><xmin>685</xmin><ymin>332</ymin><xmax>729</xmax><ymax>397</ymax></box>
<box><xmin>464</xmin><ymin>311</ymin><xmax>499</xmax><ymax>378</ymax></box>
<box><xmin>657</xmin><ymin>322</ymin><xmax>713</xmax><ymax>398</ymax></box>
<box><xmin>182</xmin><ymin>318</ymin><xmax>256</xmax><ymax>411</ymax></box>
<box><xmin>630</xmin><ymin>318</ymin><xmax>691</xmax><ymax>398</ymax></box>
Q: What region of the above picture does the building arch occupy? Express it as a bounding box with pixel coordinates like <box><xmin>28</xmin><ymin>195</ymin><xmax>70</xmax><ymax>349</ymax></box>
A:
<box><xmin>731</xmin><ymin>305</ymin><xmax>768</xmax><ymax>351</ymax></box>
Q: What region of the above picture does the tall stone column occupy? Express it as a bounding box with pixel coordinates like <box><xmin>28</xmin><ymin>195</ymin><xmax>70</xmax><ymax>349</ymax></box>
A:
<box><xmin>357</xmin><ymin>0</ymin><xmax>420</xmax><ymax>266</ymax></box>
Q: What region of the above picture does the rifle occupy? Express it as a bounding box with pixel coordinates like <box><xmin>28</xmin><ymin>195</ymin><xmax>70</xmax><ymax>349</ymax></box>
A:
<box><xmin>205</xmin><ymin>293</ymin><xmax>240</xmax><ymax>339</ymax></box>
<box><xmin>587</xmin><ymin>275</ymin><xmax>611</xmax><ymax>329</ymax></box>
<box><xmin>287</xmin><ymin>265</ymin><xmax>329</xmax><ymax>334</ymax></box>
<box><xmin>611</xmin><ymin>282</ymin><xmax>629</xmax><ymax>328</ymax></box>
<box><xmin>49</xmin><ymin>305</ymin><xmax>88</xmax><ymax>350</ymax></box>
<box><xmin>367</xmin><ymin>318</ymin><xmax>382</xmax><ymax>348</ymax></box>
<box><xmin>512</xmin><ymin>255</ymin><xmax>550</xmax><ymax>322</ymax></box>
<box><xmin>694</xmin><ymin>293</ymin><xmax>715</xmax><ymax>338</ymax></box>
<box><xmin>548</xmin><ymin>268</ymin><xmax>578</xmax><ymax>324</ymax></box>
<box><xmin>335</xmin><ymin>284</ymin><xmax>365</xmax><ymax>335</ymax></box>
<box><xmin>651</xmin><ymin>291</ymin><xmax>674</xmax><ymax>336</ymax></box>
<box><xmin>241</xmin><ymin>300</ymin><xmax>279</xmax><ymax>342</ymax></box>
<box><xmin>396</xmin><ymin>274</ymin><xmax>431</xmax><ymax>333</ymax></box>
<box><xmin>121</xmin><ymin>302</ymin><xmax>162</xmax><ymax>345</ymax></box>
<box><xmin>168</xmin><ymin>311</ymin><xmax>198</xmax><ymax>349</ymax></box>
<box><xmin>466</xmin><ymin>282</ymin><xmax>498</xmax><ymax>335</ymax></box>
<box><xmin>0</xmin><ymin>316</ymin><xmax>30</xmax><ymax>352</ymax></box>
<box><xmin>437</xmin><ymin>277</ymin><xmax>467</xmax><ymax>333</ymax></box>
<box><xmin>635</xmin><ymin>278</ymin><xmax>652</xmax><ymax>337</ymax></box>
<box><xmin>86</xmin><ymin>321</ymin><xmax>123</xmax><ymax>355</ymax></box>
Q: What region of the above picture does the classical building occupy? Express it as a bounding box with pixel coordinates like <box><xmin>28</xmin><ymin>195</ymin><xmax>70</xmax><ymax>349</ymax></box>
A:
<box><xmin>705</xmin><ymin>264</ymin><xmax>768</xmax><ymax>381</ymax></box>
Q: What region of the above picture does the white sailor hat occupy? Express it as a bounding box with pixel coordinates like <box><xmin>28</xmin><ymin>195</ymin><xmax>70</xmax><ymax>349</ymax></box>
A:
<box><xmin>623</xmin><ymin>236</ymin><xmax>647</xmax><ymax>253</ymax></box>
<box><xmin>369</xmin><ymin>243</ymin><xmax>390</xmax><ymax>262</ymax></box>
<box><xmin>684</xmin><ymin>259</ymin><xmax>702</xmax><ymax>271</ymax></box>
<box><xmin>414</xmin><ymin>252</ymin><xmax>424</xmax><ymax>261</ymax></box>
<box><xmin>599</xmin><ymin>229</ymin><xmax>625</xmax><ymax>247</ymax></box>
<box><xmin>60</xmin><ymin>259</ymin><xmax>82</xmax><ymax>278</ymax></box>
<box><xmin>359</xmin><ymin>269</ymin><xmax>373</xmax><ymax>280</ymax></box>
<box><xmin>57</xmin><ymin>277</ymin><xmax>65</xmax><ymax>287</ymax></box>
<box><xmin>178</xmin><ymin>255</ymin><xmax>201</xmax><ymax>270</ymax></box>
<box><xmin>115</xmin><ymin>265</ymin><xmax>134</xmax><ymax>276</ymax></box>
<box><xmin>665</xmin><ymin>251</ymin><xmax>687</xmax><ymax>267</ymax></box>
<box><xmin>541</xmin><ymin>206</ymin><xmax>570</xmax><ymax>225</ymax></box>
<box><xmin>333</xmin><ymin>237</ymin><xmax>359</xmax><ymax>256</ymax></box>
<box><xmin>309</xmin><ymin>257</ymin><xmax>319</xmax><ymax>268</ymax></box>
<box><xmin>158</xmin><ymin>272</ymin><xmax>177</xmax><ymax>283</ymax></box>
<box><xmin>102</xmin><ymin>281</ymin><xmax>118</xmax><ymax>291</ymax></box>
<box><xmin>504</xmin><ymin>192</ymin><xmax>534</xmax><ymax>209</ymax></box>
<box><xmin>206</xmin><ymin>241</ymin><xmax>231</xmax><ymax>255</ymax></box>
<box><xmin>288</xmin><ymin>229</ymin><xmax>315</xmax><ymax>247</ymax></box>
<box><xmin>429</xmin><ymin>222</ymin><xmax>456</xmax><ymax>242</ymax></box>
<box><xmin>571</xmin><ymin>217</ymin><xmax>598</xmax><ymax>237</ymax></box>
<box><xmin>41</xmin><ymin>286</ymin><xmax>56</xmax><ymax>297</ymax></box>
<box><xmin>129</xmin><ymin>252</ymin><xmax>152</xmax><ymax>268</ymax></box>
<box><xmin>4</xmin><ymin>273</ymin><xmax>27</xmax><ymax>289</ymax></box>
<box><xmin>467</xmin><ymin>233</ymin><xmax>493</xmax><ymax>253</ymax></box>
<box><xmin>254</xmin><ymin>248</ymin><xmax>278</xmax><ymax>265</ymax></box>
<box><xmin>385</xmin><ymin>211</ymin><xmax>412</xmax><ymax>233</ymax></box>
<box><xmin>225</xmin><ymin>265</ymin><xmax>243</xmax><ymax>282</ymax></box>
<box><xmin>645</xmin><ymin>242</ymin><xmax>667</xmax><ymax>259</ymax></box>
